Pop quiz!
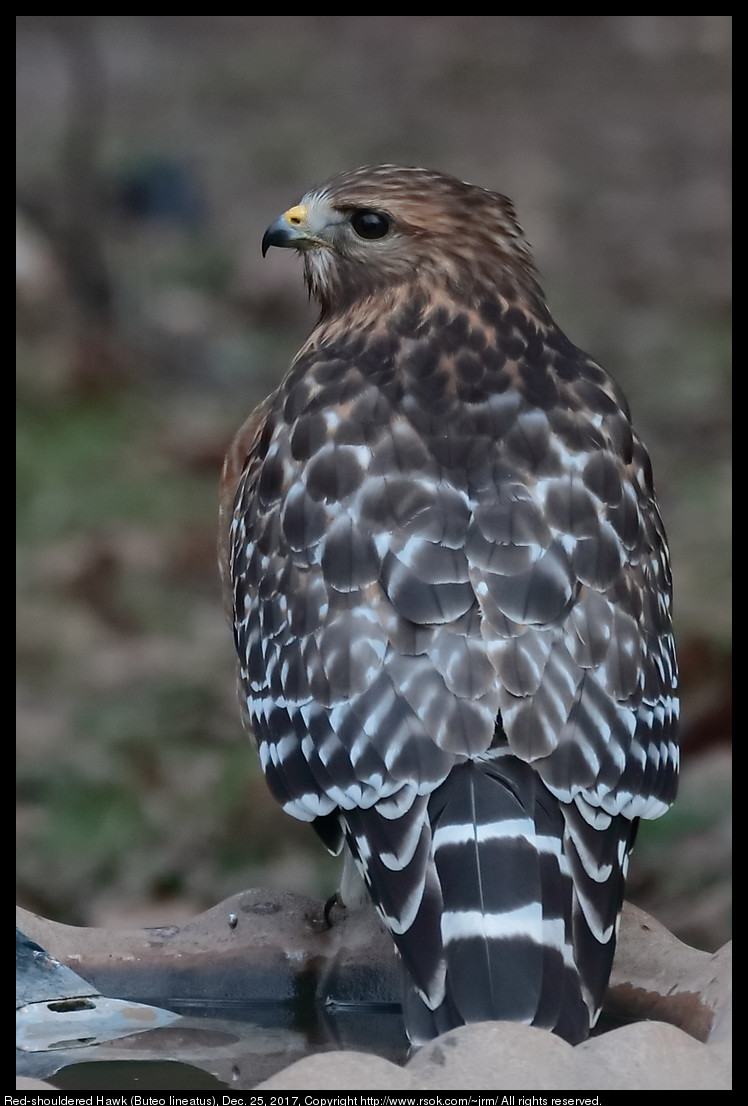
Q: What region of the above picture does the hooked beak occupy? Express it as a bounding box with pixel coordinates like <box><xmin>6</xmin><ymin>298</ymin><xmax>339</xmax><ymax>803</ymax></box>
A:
<box><xmin>261</xmin><ymin>204</ymin><xmax>313</xmax><ymax>256</ymax></box>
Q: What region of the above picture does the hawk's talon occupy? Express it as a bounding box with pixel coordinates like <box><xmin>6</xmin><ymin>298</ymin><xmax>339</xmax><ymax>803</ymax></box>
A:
<box><xmin>323</xmin><ymin>890</ymin><xmax>345</xmax><ymax>928</ymax></box>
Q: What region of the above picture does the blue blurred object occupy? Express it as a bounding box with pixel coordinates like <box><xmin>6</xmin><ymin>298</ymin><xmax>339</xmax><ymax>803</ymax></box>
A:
<box><xmin>16</xmin><ymin>928</ymin><xmax>99</xmax><ymax>1012</ymax></box>
<box><xmin>112</xmin><ymin>157</ymin><xmax>206</xmax><ymax>228</ymax></box>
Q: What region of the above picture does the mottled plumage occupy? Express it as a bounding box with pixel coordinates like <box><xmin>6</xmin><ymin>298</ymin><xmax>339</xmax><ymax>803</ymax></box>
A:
<box><xmin>220</xmin><ymin>165</ymin><xmax>678</xmax><ymax>1045</ymax></box>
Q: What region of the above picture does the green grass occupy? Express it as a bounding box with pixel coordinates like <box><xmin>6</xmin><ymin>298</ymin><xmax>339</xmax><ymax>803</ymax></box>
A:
<box><xmin>17</xmin><ymin>391</ymin><xmax>217</xmax><ymax>543</ymax></box>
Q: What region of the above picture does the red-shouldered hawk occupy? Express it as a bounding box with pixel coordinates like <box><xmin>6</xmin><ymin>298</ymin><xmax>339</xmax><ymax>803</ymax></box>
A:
<box><xmin>219</xmin><ymin>165</ymin><xmax>679</xmax><ymax>1046</ymax></box>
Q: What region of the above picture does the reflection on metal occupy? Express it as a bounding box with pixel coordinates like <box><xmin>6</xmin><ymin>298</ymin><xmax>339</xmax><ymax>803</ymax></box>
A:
<box><xmin>16</xmin><ymin>928</ymin><xmax>179</xmax><ymax>1055</ymax></box>
<box><xmin>17</xmin><ymin>993</ymin><xmax>179</xmax><ymax>1052</ymax></box>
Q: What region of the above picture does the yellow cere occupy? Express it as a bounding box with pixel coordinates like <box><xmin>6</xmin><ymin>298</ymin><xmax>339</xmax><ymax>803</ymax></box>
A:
<box><xmin>284</xmin><ymin>205</ymin><xmax>308</xmax><ymax>227</ymax></box>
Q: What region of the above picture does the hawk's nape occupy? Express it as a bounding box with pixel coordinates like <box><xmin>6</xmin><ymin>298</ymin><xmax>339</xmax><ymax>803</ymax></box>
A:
<box><xmin>220</xmin><ymin>165</ymin><xmax>679</xmax><ymax>1046</ymax></box>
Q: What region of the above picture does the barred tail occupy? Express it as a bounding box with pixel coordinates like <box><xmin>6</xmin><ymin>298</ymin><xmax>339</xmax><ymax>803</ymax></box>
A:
<box><xmin>402</xmin><ymin>758</ymin><xmax>629</xmax><ymax>1046</ymax></box>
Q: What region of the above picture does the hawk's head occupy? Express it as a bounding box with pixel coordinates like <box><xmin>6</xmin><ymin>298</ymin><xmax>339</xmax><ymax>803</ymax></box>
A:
<box><xmin>262</xmin><ymin>165</ymin><xmax>544</xmax><ymax>317</ymax></box>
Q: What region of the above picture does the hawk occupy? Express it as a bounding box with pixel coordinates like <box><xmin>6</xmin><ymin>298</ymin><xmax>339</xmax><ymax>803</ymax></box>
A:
<box><xmin>220</xmin><ymin>165</ymin><xmax>679</xmax><ymax>1045</ymax></box>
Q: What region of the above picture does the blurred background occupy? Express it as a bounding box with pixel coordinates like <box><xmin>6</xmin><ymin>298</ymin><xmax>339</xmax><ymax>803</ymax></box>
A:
<box><xmin>16</xmin><ymin>16</ymin><xmax>731</xmax><ymax>951</ymax></box>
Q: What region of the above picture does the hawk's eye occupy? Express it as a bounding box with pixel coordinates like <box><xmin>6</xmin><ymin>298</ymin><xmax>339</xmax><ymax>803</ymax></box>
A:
<box><xmin>350</xmin><ymin>209</ymin><xmax>391</xmax><ymax>240</ymax></box>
